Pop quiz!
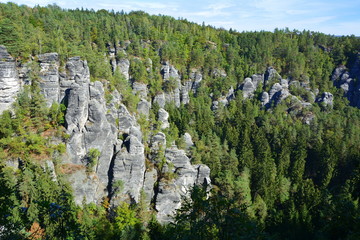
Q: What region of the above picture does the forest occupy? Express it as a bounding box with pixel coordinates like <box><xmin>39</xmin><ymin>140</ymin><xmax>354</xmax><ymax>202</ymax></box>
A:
<box><xmin>1</xmin><ymin>2</ymin><xmax>360</xmax><ymax>239</ymax></box>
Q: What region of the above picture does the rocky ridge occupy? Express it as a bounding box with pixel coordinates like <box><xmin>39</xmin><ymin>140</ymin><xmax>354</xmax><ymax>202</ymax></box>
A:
<box><xmin>0</xmin><ymin>45</ymin><xmax>210</xmax><ymax>224</ymax></box>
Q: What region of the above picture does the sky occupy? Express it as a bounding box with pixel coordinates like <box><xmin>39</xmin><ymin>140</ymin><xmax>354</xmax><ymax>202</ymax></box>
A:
<box><xmin>4</xmin><ymin>0</ymin><xmax>360</xmax><ymax>36</ymax></box>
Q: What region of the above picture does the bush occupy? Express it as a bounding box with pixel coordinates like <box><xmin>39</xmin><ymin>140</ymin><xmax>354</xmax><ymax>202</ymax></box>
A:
<box><xmin>86</xmin><ymin>148</ymin><xmax>101</xmax><ymax>172</ymax></box>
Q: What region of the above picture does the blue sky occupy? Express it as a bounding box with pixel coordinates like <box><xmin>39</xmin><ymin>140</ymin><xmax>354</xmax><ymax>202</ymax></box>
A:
<box><xmin>5</xmin><ymin>0</ymin><xmax>360</xmax><ymax>36</ymax></box>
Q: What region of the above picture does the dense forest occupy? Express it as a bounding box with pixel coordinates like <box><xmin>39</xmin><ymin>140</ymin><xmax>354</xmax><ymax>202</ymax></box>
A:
<box><xmin>1</xmin><ymin>2</ymin><xmax>360</xmax><ymax>239</ymax></box>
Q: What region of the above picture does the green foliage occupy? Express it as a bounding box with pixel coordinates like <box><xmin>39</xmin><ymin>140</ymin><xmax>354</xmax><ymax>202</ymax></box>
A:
<box><xmin>86</xmin><ymin>148</ymin><xmax>100</xmax><ymax>172</ymax></box>
<box><xmin>109</xmin><ymin>69</ymin><xmax>140</xmax><ymax>112</ymax></box>
<box><xmin>114</xmin><ymin>202</ymin><xmax>140</xmax><ymax>233</ymax></box>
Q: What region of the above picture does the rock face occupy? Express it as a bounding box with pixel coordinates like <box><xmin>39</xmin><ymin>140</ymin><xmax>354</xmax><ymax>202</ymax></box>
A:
<box><xmin>260</xmin><ymin>92</ymin><xmax>270</xmax><ymax>106</ymax></box>
<box><xmin>158</xmin><ymin>108</ymin><xmax>170</xmax><ymax>129</ymax></box>
<box><xmin>240</xmin><ymin>74</ymin><xmax>263</xmax><ymax>99</ymax></box>
<box><xmin>0</xmin><ymin>47</ymin><xmax>211</xmax><ymax>224</ymax></box>
<box><xmin>132</xmin><ymin>82</ymin><xmax>148</xmax><ymax>98</ymax></box>
<box><xmin>38</xmin><ymin>53</ymin><xmax>60</xmax><ymax>107</ymax></box>
<box><xmin>154</xmin><ymin>93</ymin><xmax>166</xmax><ymax>108</ymax></box>
<box><xmin>241</xmin><ymin>78</ymin><xmax>256</xmax><ymax>99</ymax></box>
<box><xmin>268</xmin><ymin>83</ymin><xmax>290</xmax><ymax>107</ymax></box>
<box><xmin>316</xmin><ymin>92</ymin><xmax>333</xmax><ymax>108</ymax></box>
<box><xmin>331</xmin><ymin>59</ymin><xmax>360</xmax><ymax>108</ymax></box>
<box><xmin>62</xmin><ymin>57</ymin><xmax>118</xmax><ymax>204</ymax></box>
<box><xmin>183</xmin><ymin>132</ymin><xmax>194</xmax><ymax>150</ymax></box>
<box><xmin>117</xmin><ymin>58</ymin><xmax>130</xmax><ymax>80</ymax></box>
<box><xmin>0</xmin><ymin>46</ymin><xmax>20</xmax><ymax>114</ymax></box>
<box><xmin>111</xmin><ymin>134</ymin><xmax>145</xmax><ymax>204</ymax></box>
<box><xmin>155</xmin><ymin>145</ymin><xmax>211</xmax><ymax>223</ymax></box>
<box><xmin>189</xmin><ymin>69</ymin><xmax>202</xmax><ymax>93</ymax></box>
<box><xmin>264</xmin><ymin>66</ymin><xmax>281</xmax><ymax>86</ymax></box>
<box><xmin>161</xmin><ymin>62</ymin><xmax>181</xmax><ymax>107</ymax></box>
<box><xmin>137</xmin><ymin>98</ymin><xmax>151</xmax><ymax>116</ymax></box>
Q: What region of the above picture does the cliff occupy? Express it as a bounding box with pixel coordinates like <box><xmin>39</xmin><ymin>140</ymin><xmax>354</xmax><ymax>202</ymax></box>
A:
<box><xmin>0</xmin><ymin>45</ymin><xmax>210</xmax><ymax>224</ymax></box>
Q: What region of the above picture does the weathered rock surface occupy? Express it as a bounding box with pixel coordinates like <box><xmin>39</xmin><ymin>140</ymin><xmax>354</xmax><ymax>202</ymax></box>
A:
<box><xmin>331</xmin><ymin>61</ymin><xmax>360</xmax><ymax>108</ymax></box>
<box><xmin>154</xmin><ymin>92</ymin><xmax>166</xmax><ymax>108</ymax></box>
<box><xmin>181</xmin><ymin>80</ymin><xmax>193</xmax><ymax>104</ymax></box>
<box><xmin>0</xmin><ymin>48</ymin><xmax>212</xmax><ymax>224</ymax></box>
<box><xmin>0</xmin><ymin>46</ymin><xmax>20</xmax><ymax>114</ymax></box>
<box><xmin>156</xmin><ymin>145</ymin><xmax>211</xmax><ymax>223</ymax></box>
<box><xmin>132</xmin><ymin>82</ymin><xmax>148</xmax><ymax>98</ymax></box>
<box><xmin>38</xmin><ymin>53</ymin><xmax>60</xmax><ymax>107</ymax></box>
<box><xmin>183</xmin><ymin>132</ymin><xmax>194</xmax><ymax>150</ymax></box>
<box><xmin>241</xmin><ymin>78</ymin><xmax>256</xmax><ymax>99</ymax></box>
<box><xmin>158</xmin><ymin>108</ymin><xmax>170</xmax><ymax>129</ymax></box>
<box><xmin>111</xmin><ymin>134</ymin><xmax>146</xmax><ymax>204</ymax></box>
<box><xmin>117</xmin><ymin>58</ymin><xmax>130</xmax><ymax>80</ymax></box>
<box><xmin>62</xmin><ymin>57</ymin><xmax>118</xmax><ymax>204</ymax></box>
<box><xmin>137</xmin><ymin>98</ymin><xmax>151</xmax><ymax>116</ymax></box>
<box><xmin>189</xmin><ymin>69</ymin><xmax>202</xmax><ymax>93</ymax></box>
<box><xmin>261</xmin><ymin>91</ymin><xmax>270</xmax><ymax>106</ymax></box>
<box><xmin>268</xmin><ymin>83</ymin><xmax>290</xmax><ymax>106</ymax></box>
<box><xmin>150</xmin><ymin>132</ymin><xmax>167</xmax><ymax>154</ymax></box>
<box><xmin>264</xmin><ymin>66</ymin><xmax>281</xmax><ymax>85</ymax></box>
<box><xmin>161</xmin><ymin>62</ymin><xmax>181</xmax><ymax>107</ymax></box>
<box><xmin>316</xmin><ymin>92</ymin><xmax>333</xmax><ymax>107</ymax></box>
<box><xmin>117</xmin><ymin>103</ymin><xmax>138</xmax><ymax>134</ymax></box>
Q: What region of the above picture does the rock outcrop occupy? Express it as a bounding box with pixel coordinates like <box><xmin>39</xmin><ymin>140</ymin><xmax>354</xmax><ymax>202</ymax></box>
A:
<box><xmin>0</xmin><ymin>46</ymin><xmax>211</xmax><ymax>224</ymax></box>
<box><xmin>316</xmin><ymin>92</ymin><xmax>333</xmax><ymax>108</ymax></box>
<box><xmin>331</xmin><ymin>59</ymin><xmax>360</xmax><ymax>108</ymax></box>
<box><xmin>158</xmin><ymin>108</ymin><xmax>170</xmax><ymax>129</ymax></box>
<box><xmin>161</xmin><ymin>62</ymin><xmax>181</xmax><ymax>107</ymax></box>
<box><xmin>0</xmin><ymin>46</ymin><xmax>20</xmax><ymax>114</ymax></box>
<box><xmin>117</xmin><ymin>58</ymin><xmax>130</xmax><ymax>80</ymax></box>
<box><xmin>241</xmin><ymin>78</ymin><xmax>256</xmax><ymax>99</ymax></box>
<box><xmin>62</xmin><ymin>57</ymin><xmax>118</xmax><ymax>204</ymax></box>
<box><xmin>38</xmin><ymin>53</ymin><xmax>60</xmax><ymax>107</ymax></box>
<box><xmin>111</xmin><ymin>134</ymin><xmax>146</xmax><ymax>204</ymax></box>
<box><xmin>155</xmin><ymin>145</ymin><xmax>211</xmax><ymax>223</ymax></box>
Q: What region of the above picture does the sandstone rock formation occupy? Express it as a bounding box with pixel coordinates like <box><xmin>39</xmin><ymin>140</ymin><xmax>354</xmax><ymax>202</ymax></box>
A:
<box><xmin>0</xmin><ymin>46</ymin><xmax>212</xmax><ymax>223</ymax></box>
<box><xmin>38</xmin><ymin>52</ymin><xmax>60</xmax><ymax>107</ymax></box>
<box><xmin>0</xmin><ymin>46</ymin><xmax>20</xmax><ymax>114</ymax></box>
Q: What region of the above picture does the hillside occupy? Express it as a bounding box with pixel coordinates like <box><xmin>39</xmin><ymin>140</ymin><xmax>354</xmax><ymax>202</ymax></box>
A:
<box><xmin>1</xmin><ymin>3</ymin><xmax>360</xmax><ymax>239</ymax></box>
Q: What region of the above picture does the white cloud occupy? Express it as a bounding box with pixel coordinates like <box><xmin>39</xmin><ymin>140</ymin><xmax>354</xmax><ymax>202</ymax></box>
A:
<box><xmin>207</xmin><ymin>3</ymin><xmax>235</xmax><ymax>11</ymax></box>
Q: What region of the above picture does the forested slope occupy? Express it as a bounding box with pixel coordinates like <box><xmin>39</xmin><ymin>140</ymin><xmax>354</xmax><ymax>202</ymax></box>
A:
<box><xmin>1</xmin><ymin>2</ymin><xmax>360</xmax><ymax>239</ymax></box>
